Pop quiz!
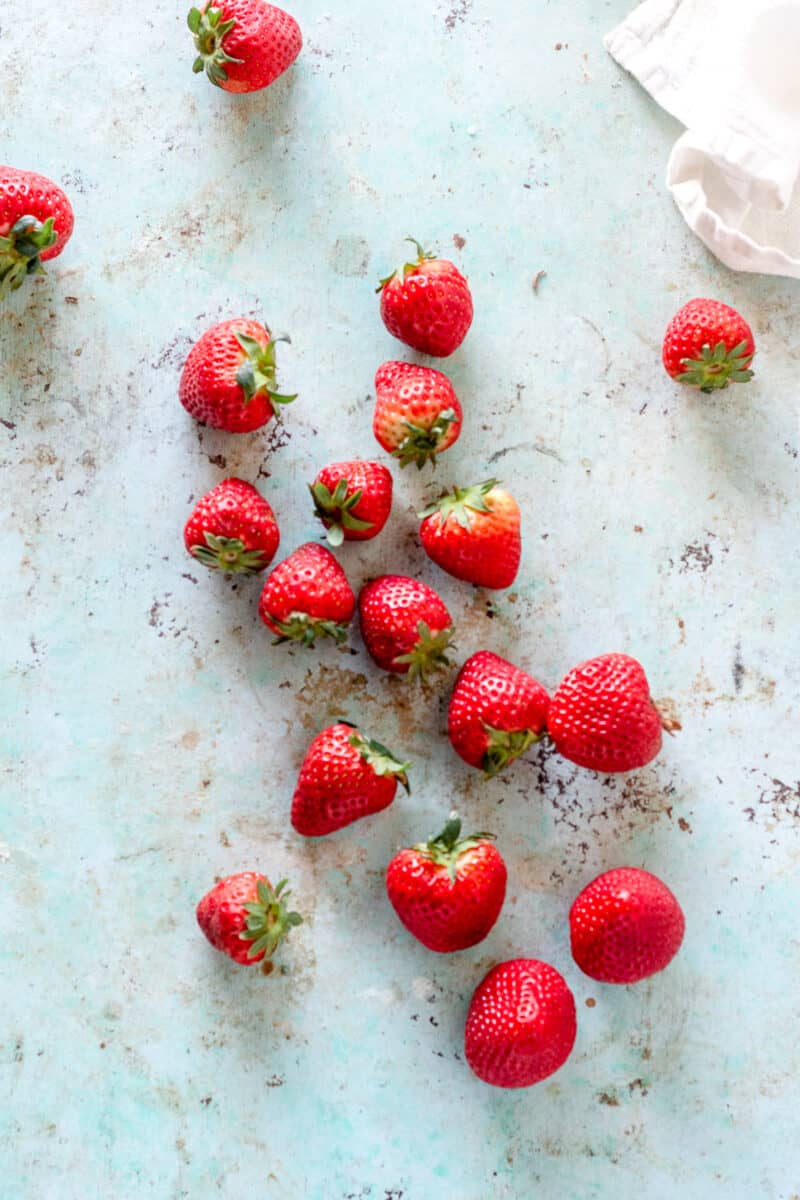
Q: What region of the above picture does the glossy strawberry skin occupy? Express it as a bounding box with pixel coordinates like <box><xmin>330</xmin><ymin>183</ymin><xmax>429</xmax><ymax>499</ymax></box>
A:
<box><xmin>448</xmin><ymin>651</ymin><xmax>550</xmax><ymax>774</ymax></box>
<box><xmin>419</xmin><ymin>482</ymin><xmax>521</xmax><ymax>590</ymax></box>
<box><xmin>465</xmin><ymin>959</ymin><xmax>577</xmax><ymax>1088</ymax></box>
<box><xmin>292</xmin><ymin>723</ymin><xmax>404</xmax><ymax>836</ymax></box>
<box><xmin>193</xmin><ymin>0</ymin><xmax>302</xmax><ymax>93</ymax></box>
<box><xmin>358</xmin><ymin>575</ymin><xmax>453</xmax><ymax>677</ymax></box>
<box><xmin>196</xmin><ymin>871</ymin><xmax>267</xmax><ymax>965</ymax></box>
<box><xmin>0</xmin><ymin>166</ymin><xmax>74</xmax><ymax>261</ymax></box>
<box><xmin>662</xmin><ymin>298</ymin><xmax>754</xmax><ymax>389</ymax></box>
<box><xmin>373</xmin><ymin>361</ymin><xmax>463</xmax><ymax>467</ymax></box>
<box><xmin>570</xmin><ymin>867</ymin><xmax>686</xmax><ymax>984</ymax></box>
<box><xmin>184</xmin><ymin>477</ymin><xmax>279</xmax><ymax>572</ymax></box>
<box><xmin>379</xmin><ymin>256</ymin><xmax>473</xmax><ymax>357</ymax></box>
<box><xmin>547</xmin><ymin>653</ymin><xmax>664</xmax><ymax>773</ymax></box>
<box><xmin>179</xmin><ymin>318</ymin><xmax>278</xmax><ymax>432</ymax></box>
<box><xmin>259</xmin><ymin>542</ymin><xmax>355</xmax><ymax>642</ymax></box>
<box><xmin>311</xmin><ymin>461</ymin><xmax>393</xmax><ymax>543</ymax></box>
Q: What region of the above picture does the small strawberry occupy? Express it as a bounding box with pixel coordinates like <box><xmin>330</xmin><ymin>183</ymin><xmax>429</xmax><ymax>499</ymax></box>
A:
<box><xmin>259</xmin><ymin>542</ymin><xmax>355</xmax><ymax>647</ymax></box>
<box><xmin>547</xmin><ymin>653</ymin><xmax>676</xmax><ymax>774</ymax></box>
<box><xmin>308</xmin><ymin>460</ymin><xmax>393</xmax><ymax>547</ymax></box>
<box><xmin>0</xmin><ymin>166</ymin><xmax>74</xmax><ymax>299</ymax></box>
<box><xmin>464</xmin><ymin>959</ymin><xmax>577</xmax><ymax>1089</ymax></box>
<box><xmin>378</xmin><ymin>239</ymin><xmax>473</xmax><ymax>357</ymax></box>
<box><xmin>188</xmin><ymin>0</ymin><xmax>302</xmax><ymax>92</ymax></box>
<box><xmin>419</xmin><ymin>479</ymin><xmax>521</xmax><ymax>590</ymax></box>
<box><xmin>373</xmin><ymin>361</ymin><xmax>463</xmax><ymax>469</ymax></box>
<box><xmin>291</xmin><ymin>722</ymin><xmax>410</xmax><ymax>837</ymax></box>
<box><xmin>196</xmin><ymin>871</ymin><xmax>303</xmax><ymax>965</ymax></box>
<box><xmin>358</xmin><ymin>575</ymin><xmax>455</xmax><ymax>681</ymax></box>
<box><xmin>179</xmin><ymin>318</ymin><xmax>295</xmax><ymax>433</ymax></box>
<box><xmin>386</xmin><ymin>812</ymin><xmax>507</xmax><ymax>952</ymax></box>
<box><xmin>570</xmin><ymin>867</ymin><xmax>685</xmax><ymax>984</ymax></box>
<box><xmin>448</xmin><ymin>651</ymin><xmax>550</xmax><ymax>777</ymax></box>
<box><xmin>184</xmin><ymin>477</ymin><xmax>279</xmax><ymax>573</ymax></box>
<box><xmin>663</xmin><ymin>298</ymin><xmax>755</xmax><ymax>392</ymax></box>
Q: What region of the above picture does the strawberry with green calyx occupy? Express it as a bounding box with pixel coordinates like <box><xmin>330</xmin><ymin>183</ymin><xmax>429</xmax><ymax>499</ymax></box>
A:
<box><xmin>196</xmin><ymin>871</ymin><xmax>303</xmax><ymax>966</ymax></box>
<box><xmin>308</xmin><ymin>461</ymin><xmax>393</xmax><ymax>547</ymax></box>
<box><xmin>419</xmin><ymin>479</ymin><xmax>522</xmax><ymax>590</ymax></box>
<box><xmin>184</xmin><ymin>477</ymin><xmax>280</xmax><ymax>574</ymax></box>
<box><xmin>373</xmin><ymin>361</ymin><xmax>463</xmax><ymax>469</ymax></box>
<box><xmin>259</xmin><ymin>542</ymin><xmax>355</xmax><ymax>647</ymax></box>
<box><xmin>0</xmin><ymin>166</ymin><xmax>74</xmax><ymax>299</ymax></box>
<box><xmin>448</xmin><ymin>651</ymin><xmax>550</xmax><ymax>778</ymax></box>
<box><xmin>378</xmin><ymin>239</ymin><xmax>474</xmax><ymax>357</ymax></box>
<box><xmin>188</xmin><ymin>0</ymin><xmax>302</xmax><ymax>94</ymax></box>
<box><xmin>358</xmin><ymin>575</ymin><xmax>455</xmax><ymax>682</ymax></box>
<box><xmin>662</xmin><ymin>298</ymin><xmax>755</xmax><ymax>392</ymax></box>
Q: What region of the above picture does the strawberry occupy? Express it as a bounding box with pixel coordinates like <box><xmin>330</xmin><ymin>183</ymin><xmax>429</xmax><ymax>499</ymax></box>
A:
<box><xmin>464</xmin><ymin>959</ymin><xmax>577</xmax><ymax>1089</ymax></box>
<box><xmin>448</xmin><ymin>651</ymin><xmax>550</xmax><ymax>777</ymax></box>
<box><xmin>378</xmin><ymin>239</ymin><xmax>473</xmax><ymax>357</ymax></box>
<box><xmin>196</xmin><ymin>871</ymin><xmax>303</xmax><ymax>965</ymax></box>
<box><xmin>373</xmin><ymin>361</ymin><xmax>463</xmax><ymax>470</ymax></box>
<box><xmin>385</xmin><ymin>813</ymin><xmax>507</xmax><ymax>952</ymax></box>
<box><xmin>184</xmin><ymin>477</ymin><xmax>279</xmax><ymax>573</ymax></box>
<box><xmin>188</xmin><ymin>0</ymin><xmax>302</xmax><ymax>92</ymax></box>
<box><xmin>179</xmin><ymin>318</ymin><xmax>295</xmax><ymax>433</ymax></box>
<box><xmin>309</xmin><ymin>461</ymin><xmax>393</xmax><ymax>547</ymax></box>
<box><xmin>547</xmin><ymin>653</ymin><xmax>675</xmax><ymax>773</ymax></box>
<box><xmin>419</xmin><ymin>479</ymin><xmax>521</xmax><ymax>590</ymax></box>
<box><xmin>662</xmin><ymin>298</ymin><xmax>755</xmax><ymax>392</ymax></box>
<box><xmin>291</xmin><ymin>722</ymin><xmax>410</xmax><ymax>837</ymax></box>
<box><xmin>570</xmin><ymin>867</ymin><xmax>685</xmax><ymax>984</ymax></box>
<box><xmin>0</xmin><ymin>166</ymin><xmax>74</xmax><ymax>299</ymax></box>
<box><xmin>358</xmin><ymin>575</ymin><xmax>455</xmax><ymax>681</ymax></box>
<box><xmin>259</xmin><ymin>542</ymin><xmax>355</xmax><ymax>647</ymax></box>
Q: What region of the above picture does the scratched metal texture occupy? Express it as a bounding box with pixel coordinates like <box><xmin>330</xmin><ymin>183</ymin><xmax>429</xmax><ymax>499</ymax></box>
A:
<box><xmin>2</xmin><ymin>0</ymin><xmax>799</xmax><ymax>1196</ymax></box>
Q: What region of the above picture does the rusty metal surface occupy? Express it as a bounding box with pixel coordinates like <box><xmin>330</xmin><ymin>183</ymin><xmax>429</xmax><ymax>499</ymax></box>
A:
<box><xmin>2</xmin><ymin>1</ymin><xmax>800</xmax><ymax>1197</ymax></box>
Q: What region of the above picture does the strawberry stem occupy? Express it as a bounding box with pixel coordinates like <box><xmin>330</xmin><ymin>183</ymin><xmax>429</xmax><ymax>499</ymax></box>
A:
<box><xmin>349</xmin><ymin>732</ymin><xmax>411</xmax><ymax>792</ymax></box>
<box><xmin>393</xmin><ymin>621</ymin><xmax>455</xmax><ymax>683</ymax></box>
<box><xmin>239</xmin><ymin>878</ymin><xmax>303</xmax><ymax>960</ymax></box>
<box><xmin>676</xmin><ymin>339</ymin><xmax>754</xmax><ymax>392</ymax></box>
<box><xmin>234</xmin><ymin>332</ymin><xmax>296</xmax><ymax>409</ymax></box>
<box><xmin>412</xmin><ymin>811</ymin><xmax>494</xmax><ymax>884</ymax></box>
<box><xmin>190</xmin><ymin>532</ymin><xmax>270</xmax><ymax>574</ymax></box>
<box><xmin>308</xmin><ymin>477</ymin><xmax>374</xmax><ymax>547</ymax></box>
<box><xmin>0</xmin><ymin>215</ymin><xmax>58</xmax><ymax>298</ymax></box>
<box><xmin>188</xmin><ymin>4</ymin><xmax>242</xmax><ymax>87</ymax></box>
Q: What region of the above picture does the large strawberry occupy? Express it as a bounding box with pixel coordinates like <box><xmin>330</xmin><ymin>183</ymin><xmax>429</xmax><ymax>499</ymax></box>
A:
<box><xmin>196</xmin><ymin>871</ymin><xmax>303</xmax><ymax>965</ymax></box>
<box><xmin>570</xmin><ymin>867</ymin><xmax>685</xmax><ymax>984</ymax></box>
<box><xmin>547</xmin><ymin>653</ymin><xmax>675</xmax><ymax>773</ymax></box>
<box><xmin>259</xmin><ymin>542</ymin><xmax>355</xmax><ymax>646</ymax></box>
<box><xmin>464</xmin><ymin>959</ymin><xmax>577</xmax><ymax>1089</ymax></box>
<box><xmin>358</xmin><ymin>575</ymin><xmax>455</xmax><ymax>682</ymax></box>
<box><xmin>448</xmin><ymin>651</ymin><xmax>550</xmax><ymax>777</ymax></box>
<box><xmin>291</xmin><ymin>722</ymin><xmax>410</xmax><ymax>836</ymax></box>
<box><xmin>184</xmin><ymin>477</ymin><xmax>279</xmax><ymax>573</ymax></box>
<box><xmin>662</xmin><ymin>298</ymin><xmax>754</xmax><ymax>392</ymax></box>
<box><xmin>373</xmin><ymin>361</ymin><xmax>463</xmax><ymax>469</ymax></box>
<box><xmin>309</xmin><ymin>460</ymin><xmax>393</xmax><ymax>547</ymax></box>
<box><xmin>188</xmin><ymin>0</ymin><xmax>302</xmax><ymax>92</ymax></box>
<box><xmin>179</xmin><ymin>318</ymin><xmax>295</xmax><ymax>433</ymax></box>
<box><xmin>378</xmin><ymin>239</ymin><xmax>473</xmax><ymax>357</ymax></box>
<box><xmin>419</xmin><ymin>479</ymin><xmax>521</xmax><ymax>590</ymax></box>
<box><xmin>0</xmin><ymin>167</ymin><xmax>74</xmax><ymax>299</ymax></box>
<box><xmin>385</xmin><ymin>813</ymin><xmax>507</xmax><ymax>952</ymax></box>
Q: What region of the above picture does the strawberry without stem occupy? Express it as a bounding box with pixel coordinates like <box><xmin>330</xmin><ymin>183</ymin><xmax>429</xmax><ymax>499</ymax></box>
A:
<box><xmin>448</xmin><ymin>651</ymin><xmax>550</xmax><ymax>777</ymax></box>
<box><xmin>663</xmin><ymin>298</ymin><xmax>755</xmax><ymax>392</ymax></box>
<box><xmin>184</xmin><ymin>477</ymin><xmax>279</xmax><ymax>573</ymax></box>
<box><xmin>359</xmin><ymin>575</ymin><xmax>455</xmax><ymax>682</ymax></box>
<box><xmin>259</xmin><ymin>542</ymin><xmax>355</xmax><ymax>647</ymax></box>
<box><xmin>196</xmin><ymin>871</ymin><xmax>303</xmax><ymax>965</ymax></box>
<box><xmin>378</xmin><ymin>239</ymin><xmax>473</xmax><ymax>358</ymax></box>
<box><xmin>188</xmin><ymin>0</ymin><xmax>302</xmax><ymax>92</ymax></box>
<box><xmin>373</xmin><ymin>361</ymin><xmax>463</xmax><ymax>470</ymax></box>
<box><xmin>0</xmin><ymin>166</ymin><xmax>74</xmax><ymax>299</ymax></box>
<box><xmin>309</xmin><ymin>461</ymin><xmax>393</xmax><ymax>547</ymax></box>
<box><xmin>419</xmin><ymin>479</ymin><xmax>521</xmax><ymax>590</ymax></box>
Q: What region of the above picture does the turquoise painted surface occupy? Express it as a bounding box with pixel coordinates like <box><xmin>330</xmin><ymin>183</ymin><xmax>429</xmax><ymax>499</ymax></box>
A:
<box><xmin>2</xmin><ymin>1</ymin><xmax>800</xmax><ymax>1196</ymax></box>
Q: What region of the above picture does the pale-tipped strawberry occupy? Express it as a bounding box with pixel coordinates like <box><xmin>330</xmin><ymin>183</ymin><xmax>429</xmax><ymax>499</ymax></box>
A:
<box><xmin>259</xmin><ymin>542</ymin><xmax>355</xmax><ymax>647</ymax></box>
<box><xmin>374</xmin><ymin>361</ymin><xmax>463</xmax><ymax>469</ymax></box>
<box><xmin>291</xmin><ymin>722</ymin><xmax>410</xmax><ymax>837</ymax></box>
<box><xmin>448</xmin><ymin>651</ymin><xmax>550</xmax><ymax>777</ymax></box>
<box><xmin>377</xmin><ymin>239</ymin><xmax>473</xmax><ymax>357</ymax></box>
<box><xmin>0</xmin><ymin>166</ymin><xmax>74</xmax><ymax>299</ymax></box>
<box><xmin>196</xmin><ymin>872</ymin><xmax>303</xmax><ymax>965</ymax></box>
<box><xmin>184</xmin><ymin>477</ymin><xmax>279</xmax><ymax>574</ymax></box>
<box><xmin>662</xmin><ymin>298</ymin><xmax>754</xmax><ymax>392</ymax></box>
<box><xmin>188</xmin><ymin>1</ymin><xmax>302</xmax><ymax>93</ymax></box>
<box><xmin>419</xmin><ymin>479</ymin><xmax>521</xmax><ymax>590</ymax></box>
<box><xmin>358</xmin><ymin>575</ymin><xmax>455</xmax><ymax>682</ymax></box>
<box><xmin>308</xmin><ymin>460</ymin><xmax>393</xmax><ymax>547</ymax></box>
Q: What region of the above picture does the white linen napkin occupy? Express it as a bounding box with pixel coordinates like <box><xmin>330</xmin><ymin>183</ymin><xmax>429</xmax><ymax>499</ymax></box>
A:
<box><xmin>605</xmin><ymin>0</ymin><xmax>800</xmax><ymax>278</ymax></box>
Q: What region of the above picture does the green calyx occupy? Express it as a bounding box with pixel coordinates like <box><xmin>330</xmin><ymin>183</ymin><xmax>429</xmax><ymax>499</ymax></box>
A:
<box><xmin>270</xmin><ymin>611</ymin><xmax>349</xmax><ymax>648</ymax></box>
<box><xmin>419</xmin><ymin>478</ymin><xmax>499</xmax><ymax>529</ymax></box>
<box><xmin>349</xmin><ymin>732</ymin><xmax>411</xmax><ymax>792</ymax></box>
<box><xmin>376</xmin><ymin>236</ymin><xmax>437</xmax><ymax>292</ymax></box>
<box><xmin>676</xmin><ymin>340</ymin><xmax>754</xmax><ymax>392</ymax></box>
<box><xmin>234</xmin><ymin>332</ymin><xmax>296</xmax><ymax>409</ymax></box>
<box><xmin>188</xmin><ymin>5</ymin><xmax>242</xmax><ymax>87</ymax></box>
<box><xmin>191</xmin><ymin>532</ymin><xmax>269</xmax><ymax>575</ymax></box>
<box><xmin>308</xmin><ymin>478</ymin><xmax>374</xmax><ymax>547</ymax></box>
<box><xmin>239</xmin><ymin>878</ymin><xmax>304</xmax><ymax>961</ymax></box>
<box><xmin>394</xmin><ymin>408</ymin><xmax>458</xmax><ymax>470</ymax></box>
<box><xmin>413</xmin><ymin>811</ymin><xmax>494</xmax><ymax>884</ymax></box>
<box><xmin>393</xmin><ymin>620</ymin><xmax>455</xmax><ymax>684</ymax></box>
<box><xmin>482</xmin><ymin>724</ymin><xmax>547</xmax><ymax>779</ymax></box>
<box><xmin>0</xmin><ymin>215</ymin><xmax>58</xmax><ymax>299</ymax></box>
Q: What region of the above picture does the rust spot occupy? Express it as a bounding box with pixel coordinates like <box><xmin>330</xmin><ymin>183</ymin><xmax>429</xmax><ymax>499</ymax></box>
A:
<box><xmin>585</xmin><ymin>997</ymin><xmax>596</xmax><ymax>1008</ymax></box>
<box><xmin>219</xmin><ymin>830</ymin><xmax>230</xmax><ymax>846</ymax></box>
<box><xmin>444</xmin><ymin>0</ymin><xmax>471</xmax><ymax>31</ymax></box>
<box><xmin>261</xmin><ymin>959</ymin><xmax>275</xmax><ymax>976</ymax></box>
<box><xmin>532</xmin><ymin>269</ymin><xmax>546</xmax><ymax>293</ymax></box>
<box><xmin>598</xmin><ymin>1091</ymin><xmax>619</xmax><ymax>1106</ymax></box>
<box><xmin>181</xmin><ymin>730</ymin><xmax>201</xmax><ymax>749</ymax></box>
<box><xmin>678</xmin><ymin>817</ymin><xmax>692</xmax><ymax>833</ymax></box>
<box><xmin>633</xmin><ymin>524</ymin><xmax>643</xmax><ymax>533</ymax></box>
<box><xmin>452</xmin><ymin>233</ymin><xmax>466</xmax><ymax>250</ymax></box>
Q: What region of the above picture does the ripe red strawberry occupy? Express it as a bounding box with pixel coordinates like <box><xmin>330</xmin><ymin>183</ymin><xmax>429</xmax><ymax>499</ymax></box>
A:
<box><xmin>0</xmin><ymin>166</ymin><xmax>74</xmax><ymax>298</ymax></box>
<box><xmin>259</xmin><ymin>542</ymin><xmax>355</xmax><ymax>646</ymax></box>
<box><xmin>309</xmin><ymin>461</ymin><xmax>393</xmax><ymax>547</ymax></box>
<box><xmin>378</xmin><ymin>239</ymin><xmax>474</xmax><ymax>357</ymax></box>
<box><xmin>179</xmin><ymin>318</ymin><xmax>295</xmax><ymax>433</ymax></box>
<box><xmin>662</xmin><ymin>298</ymin><xmax>755</xmax><ymax>392</ymax></box>
<box><xmin>291</xmin><ymin>722</ymin><xmax>410</xmax><ymax>837</ymax></box>
<box><xmin>373</xmin><ymin>361</ymin><xmax>463</xmax><ymax>469</ymax></box>
<box><xmin>465</xmin><ymin>959</ymin><xmax>577</xmax><ymax>1088</ymax></box>
<box><xmin>196</xmin><ymin>871</ymin><xmax>303</xmax><ymax>965</ymax></box>
<box><xmin>184</xmin><ymin>477</ymin><xmax>279</xmax><ymax>573</ymax></box>
<box><xmin>386</xmin><ymin>813</ymin><xmax>507</xmax><ymax>952</ymax></box>
<box><xmin>419</xmin><ymin>479</ymin><xmax>521</xmax><ymax>590</ymax></box>
<box><xmin>358</xmin><ymin>575</ymin><xmax>455</xmax><ymax>682</ymax></box>
<box><xmin>188</xmin><ymin>0</ymin><xmax>301</xmax><ymax>92</ymax></box>
<box><xmin>448</xmin><ymin>651</ymin><xmax>550</xmax><ymax>777</ymax></box>
<box><xmin>570</xmin><ymin>867</ymin><xmax>685</xmax><ymax>984</ymax></box>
